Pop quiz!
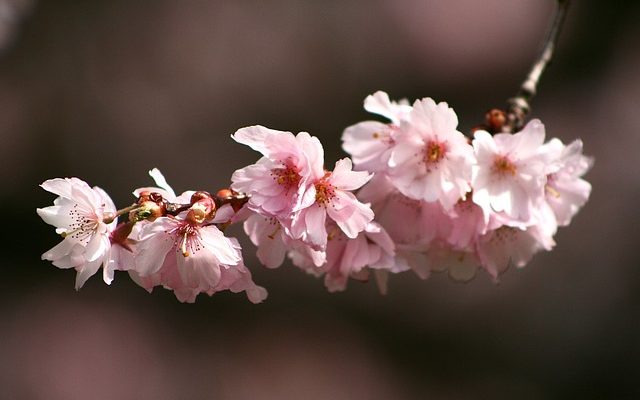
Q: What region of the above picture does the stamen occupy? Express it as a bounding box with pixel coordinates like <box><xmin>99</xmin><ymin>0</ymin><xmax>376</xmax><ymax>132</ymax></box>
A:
<box><xmin>315</xmin><ymin>178</ymin><xmax>336</xmax><ymax>206</ymax></box>
<box><xmin>424</xmin><ymin>141</ymin><xmax>446</xmax><ymax>164</ymax></box>
<box><xmin>267</xmin><ymin>223</ymin><xmax>281</xmax><ymax>240</ymax></box>
<box><xmin>546</xmin><ymin>185</ymin><xmax>560</xmax><ymax>198</ymax></box>
<box><xmin>181</xmin><ymin>231</ymin><xmax>190</xmax><ymax>257</ymax></box>
<box><xmin>271</xmin><ymin>161</ymin><xmax>301</xmax><ymax>191</ymax></box>
<box><xmin>492</xmin><ymin>155</ymin><xmax>517</xmax><ymax>176</ymax></box>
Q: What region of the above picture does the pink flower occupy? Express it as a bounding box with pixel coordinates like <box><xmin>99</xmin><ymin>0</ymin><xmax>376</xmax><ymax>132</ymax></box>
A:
<box><xmin>37</xmin><ymin>178</ymin><xmax>118</xmax><ymax>289</ymax></box>
<box><xmin>387</xmin><ymin>97</ymin><xmax>474</xmax><ymax>210</ymax></box>
<box><xmin>472</xmin><ymin>119</ymin><xmax>548</xmax><ymax>225</ymax></box>
<box><xmin>360</xmin><ymin>174</ymin><xmax>447</xmax><ymax>252</ymax></box>
<box><xmin>133</xmin><ymin>209</ymin><xmax>267</xmax><ymax>303</ymax></box>
<box><xmin>362</xmin><ymin>91</ymin><xmax>413</xmax><ymax>125</ymax></box>
<box><xmin>475</xmin><ymin>224</ymin><xmax>552</xmax><ymax>279</ymax></box>
<box><xmin>322</xmin><ymin>222</ymin><xmax>397</xmax><ymax>293</ymax></box>
<box><xmin>134</xmin><ymin>167</ymin><xmax>194</xmax><ymax>204</ymax></box>
<box><xmin>342</xmin><ymin>91</ymin><xmax>411</xmax><ymax>172</ymax></box>
<box><xmin>243</xmin><ymin>214</ymin><xmax>288</xmax><ymax>269</ymax></box>
<box><xmin>542</xmin><ymin>138</ymin><xmax>593</xmax><ymax>226</ymax></box>
<box><xmin>447</xmin><ymin>196</ymin><xmax>488</xmax><ymax>250</ymax></box>
<box><xmin>423</xmin><ymin>241</ymin><xmax>479</xmax><ymax>282</ymax></box>
<box><xmin>289</xmin><ymin>222</ymin><xmax>398</xmax><ymax>293</ymax></box>
<box><xmin>231</xmin><ymin>126</ymin><xmax>324</xmax><ymax>222</ymax></box>
<box><xmin>290</xmin><ymin>158</ymin><xmax>374</xmax><ymax>249</ymax></box>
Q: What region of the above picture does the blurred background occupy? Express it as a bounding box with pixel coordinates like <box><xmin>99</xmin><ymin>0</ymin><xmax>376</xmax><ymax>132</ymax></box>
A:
<box><xmin>1</xmin><ymin>0</ymin><xmax>639</xmax><ymax>398</ymax></box>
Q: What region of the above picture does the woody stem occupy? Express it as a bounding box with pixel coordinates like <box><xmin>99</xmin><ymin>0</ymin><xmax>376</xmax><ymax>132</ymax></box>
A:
<box><xmin>505</xmin><ymin>0</ymin><xmax>571</xmax><ymax>132</ymax></box>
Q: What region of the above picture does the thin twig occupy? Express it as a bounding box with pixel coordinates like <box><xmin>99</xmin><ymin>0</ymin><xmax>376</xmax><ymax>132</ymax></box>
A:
<box><xmin>505</xmin><ymin>0</ymin><xmax>571</xmax><ymax>132</ymax></box>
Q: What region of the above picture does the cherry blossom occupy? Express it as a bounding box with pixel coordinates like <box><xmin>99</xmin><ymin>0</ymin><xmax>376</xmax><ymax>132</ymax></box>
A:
<box><xmin>37</xmin><ymin>178</ymin><xmax>118</xmax><ymax>289</ymax></box>
<box><xmin>289</xmin><ymin>158</ymin><xmax>373</xmax><ymax>250</ymax></box>
<box><xmin>342</xmin><ymin>91</ymin><xmax>412</xmax><ymax>172</ymax></box>
<box><xmin>387</xmin><ymin>97</ymin><xmax>474</xmax><ymax>210</ymax></box>
<box><xmin>472</xmin><ymin>119</ymin><xmax>549</xmax><ymax>226</ymax></box>
<box><xmin>447</xmin><ymin>196</ymin><xmax>488</xmax><ymax>250</ymax></box>
<box><xmin>422</xmin><ymin>241</ymin><xmax>479</xmax><ymax>283</ymax></box>
<box><xmin>321</xmin><ymin>222</ymin><xmax>397</xmax><ymax>293</ymax></box>
<box><xmin>542</xmin><ymin>138</ymin><xmax>593</xmax><ymax>226</ymax></box>
<box><xmin>289</xmin><ymin>222</ymin><xmax>399</xmax><ymax>293</ymax></box>
<box><xmin>476</xmin><ymin>225</ymin><xmax>551</xmax><ymax>279</ymax></box>
<box><xmin>231</xmin><ymin>125</ymin><xmax>324</xmax><ymax>225</ymax></box>
<box><xmin>36</xmin><ymin>91</ymin><xmax>593</xmax><ymax>300</ymax></box>
<box><xmin>133</xmin><ymin>207</ymin><xmax>266</xmax><ymax>303</ymax></box>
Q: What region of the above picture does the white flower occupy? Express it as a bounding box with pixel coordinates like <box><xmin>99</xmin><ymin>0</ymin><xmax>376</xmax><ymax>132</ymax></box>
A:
<box><xmin>541</xmin><ymin>138</ymin><xmax>593</xmax><ymax>226</ymax></box>
<box><xmin>387</xmin><ymin>97</ymin><xmax>474</xmax><ymax>210</ymax></box>
<box><xmin>342</xmin><ymin>91</ymin><xmax>412</xmax><ymax>172</ymax></box>
<box><xmin>472</xmin><ymin>119</ymin><xmax>548</xmax><ymax>226</ymax></box>
<box><xmin>37</xmin><ymin>178</ymin><xmax>117</xmax><ymax>289</ymax></box>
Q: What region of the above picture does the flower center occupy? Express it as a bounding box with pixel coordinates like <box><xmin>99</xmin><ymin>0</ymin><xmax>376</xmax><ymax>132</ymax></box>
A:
<box><xmin>424</xmin><ymin>140</ymin><xmax>446</xmax><ymax>165</ymax></box>
<box><xmin>173</xmin><ymin>222</ymin><xmax>202</xmax><ymax>257</ymax></box>
<box><xmin>63</xmin><ymin>204</ymin><xmax>99</xmax><ymax>243</ymax></box>
<box><xmin>492</xmin><ymin>156</ymin><xmax>517</xmax><ymax>176</ymax></box>
<box><xmin>315</xmin><ymin>176</ymin><xmax>336</xmax><ymax>206</ymax></box>
<box><xmin>271</xmin><ymin>162</ymin><xmax>301</xmax><ymax>191</ymax></box>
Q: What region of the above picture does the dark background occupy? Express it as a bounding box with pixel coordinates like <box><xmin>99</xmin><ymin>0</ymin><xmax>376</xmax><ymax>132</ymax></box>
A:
<box><xmin>1</xmin><ymin>1</ymin><xmax>638</xmax><ymax>398</ymax></box>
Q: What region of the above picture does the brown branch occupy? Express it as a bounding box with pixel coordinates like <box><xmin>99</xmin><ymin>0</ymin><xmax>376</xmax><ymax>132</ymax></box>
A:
<box><xmin>504</xmin><ymin>0</ymin><xmax>571</xmax><ymax>132</ymax></box>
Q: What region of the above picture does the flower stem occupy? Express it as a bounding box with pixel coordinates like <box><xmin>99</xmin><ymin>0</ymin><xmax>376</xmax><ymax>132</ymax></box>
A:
<box><xmin>103</xmin><ymin>204</ymin><xmax>139</xmax><ymax>224</ymax></box>
<box><xmin>505</xmin><ymin>0</ymin><xmax>570</xmax><ymax>132</ymax></box>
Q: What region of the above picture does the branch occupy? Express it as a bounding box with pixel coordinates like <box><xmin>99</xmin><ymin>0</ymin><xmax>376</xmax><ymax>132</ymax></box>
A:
<box><xmin>505</xmin><ymin>0</ymin><xmax>571</xmax><ymax>132</ymax></box>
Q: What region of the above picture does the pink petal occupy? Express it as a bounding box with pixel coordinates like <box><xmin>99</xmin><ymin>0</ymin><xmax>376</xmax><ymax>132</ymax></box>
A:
<box><xmin>329</xmin><ymin>158</ymin><xmax>372</xmax><ymax>191</ymax></box>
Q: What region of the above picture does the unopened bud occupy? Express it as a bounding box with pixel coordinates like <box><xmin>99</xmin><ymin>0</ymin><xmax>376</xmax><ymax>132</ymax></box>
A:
<box><xmin>214</xmin><ymin>188</ymin><xmax>248</xmax><ymax>212</ymax></box>
<box><xmin>102</xmin><ymin>212</ymin><xmax>116</xmax><ymax>224</ymax></box>
<box><xmin>131</xmin><ymin>200</ymin><xmax>165</xmax><ymax>222</ymax></box>
<box><xmin>485</xmin><ymin>108</ymin><xmax>506</xmax><ymax>133</ymax></box>
<box><xmin>216</xmin><ymin>188</ymin><xmax>234</xmax><ymax>200</ymax></box>
<box><xmin>137</xmin><ymin>190</ymin><xmax>152</xmax><ymax>203</ymax></box>
<box><xmin>186</xmin><ymin>203</ymin><xmax>208</xmax><ymax>224</ymax></box>
<box><xmin>189</xmin><ymin>191</ymin><xmax>216</xmax><ymax>222</ymax></box>
<box><xmin>470</xmin><ymin>124</ymin><xmax>487</xmax><ymax>135</ymax></box>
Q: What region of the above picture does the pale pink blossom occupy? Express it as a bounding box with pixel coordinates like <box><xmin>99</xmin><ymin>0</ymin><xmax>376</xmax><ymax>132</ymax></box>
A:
<box><xmin>290</xmin><ymin>158</ymin><xmax>373</xmax><ymax>249</ymax></box>
<box><xmin>133</xmin><ymin>209</ymin><xmax>266</xmax><ymax>303</ymax></box>
<box><xmin>472</xmin><ymin>119</ymin><xmax>548</xmax><ymax>225</ymax></box>
<box><xmin>103</xmin><ymin>221</ymin><xmax>141</xmax><ymax>283</ymax></box>
<box><xmin>323</xmin><ymin>222</ymin><xmax>396</xmax><ymax>292</ymax></box>
<box><xmin>231</xmin><ymin>126</ymin><xmax>324</xmax><ymax>223</ymax></box>
<box><xmin>387</xmin><ymin>97</ymin><xmax>474</xmax><ymax>210</ymax></box>
<box><xmin>363</xmin><ymin>91</ymin><xmax>413</xmax><ymax>124</ymax></box>
<box><xmin>37</xmin><ymin>178</ymin><xmax>118</xmax><ymax>289</ymax></box>
<box><xmin>342</xmin><ymin>91</ymin><xmax>411</xmax><ymax>172</ymax></box>
<box><xmin>423</xmin><ymin>241</ymin><xmax>479</xmax><ymax>282</ymax></box>
<box><xmin>244</xmin><ymin>211</ymin><xmax>328</xmax><ymax>269</ymax></box>
<box><xmin>244</xmin><ymin>213</ymin><xmax>291</xmax><ymax>269</ymax></box>
<box><xmin>289</xmin><ymin>222</ymin><xmax>398</xmax><ymax>293</ymax></box>
<box><xmin>447</xmin><ymin>196</ymin><xmax>488</xmax><ymax>250</ymax></box>
<box><xmin>360</xmin><ymin>175</ymin><xmax>447</xmax><ymax>251</ymax></box>
<box><xmin>475</xmin><ymin>224</ymin><xmax>552</xmax><ymax>279</ymax></box>
<box><xmin>542</xmin><ymin>138</ymin><xmax>593</xmax><ymax>226</ymax></box>
<box><xmin>359</xmin><ymin>175</ymin><xmax>447</xmax><ymax>280</ymax></box>
<box><xmin>134</xmin><ymin>167</ymin><xmax>194</xmax><ymax>204</ymax></box>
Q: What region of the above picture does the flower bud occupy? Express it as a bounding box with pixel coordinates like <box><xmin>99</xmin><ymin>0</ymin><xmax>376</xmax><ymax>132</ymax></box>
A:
<box><xmin>216</xmin><ymin>188</ymin><xmax>234</xmax><ymax>200</ymax></box>
<box><xmin>485</xmin><ymin>108</ymin><xmax>506</xmax><ymax>133</ymax></box>
<box><xmin>186</xmin><ymin>203</ymin><xmax>208</xmax><ymax>224</ymax></box>
<box><xmin>131</xmin><ymin>200</ymin><xmax>165</xmax><ymax>222</ymax></box>
<box><xmin>189</xmin><ymin>191</ymin><xmax>216</xmax><ymax>222</ymax></box>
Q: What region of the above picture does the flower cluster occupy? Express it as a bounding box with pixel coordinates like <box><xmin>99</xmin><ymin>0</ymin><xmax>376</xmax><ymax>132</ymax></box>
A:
<box><xmin>343</xmin><ymin>91</ymin><xmax>592</xmax><ymax>281</ymax></box>
<box><xmin>37</xmin><ymin>170</ymin><xmax>267</xmax><ymax>303</ymax></box>
<box><xmin>37</xmin><ymin>91</ymin><xmax>592</xmax><ymax>302</ymax></box>
<box><xmin>231</xmin><ymin>126</ymin><xmax>403</xmax><ymax>292</ymax></box>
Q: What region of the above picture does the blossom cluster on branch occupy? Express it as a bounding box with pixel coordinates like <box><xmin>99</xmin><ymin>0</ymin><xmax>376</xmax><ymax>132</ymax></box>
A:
<box><xmin>37</xmin><ymin>91</ymin><xmax>592</xmax><ymax>303</ymax></box>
